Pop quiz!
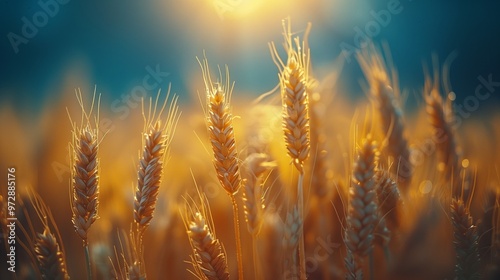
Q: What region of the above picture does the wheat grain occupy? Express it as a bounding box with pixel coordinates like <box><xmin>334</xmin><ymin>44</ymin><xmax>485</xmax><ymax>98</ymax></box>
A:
<box><xmin>345</xmin><ymin>135</ymin><xmax>379</xmax><ymax>258</ymax></box>
<box><xmin>451</xmin><ymin>198</ymin><xmax>481</xmax><ymax>280</ymax></box>
<box><xmin>357</xmin><ymin>45</ymin><xmax>412</xmax><ymax>190</ymax></box>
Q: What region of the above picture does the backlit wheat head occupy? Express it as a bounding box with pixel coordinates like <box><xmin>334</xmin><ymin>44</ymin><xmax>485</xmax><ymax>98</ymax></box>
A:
<box><xmin>69</xmin><ymin>91</ymin><xmax>101</xmax><ymax>245</ymax></box>
<box><xmin>134</xmin><ymin>91</ymin><xmax>179</xmax><ymax>234</ymax></box>
<box><xmin>270</xmin><ymin>19</ymin><xmax>312</xmax><ymax>173</ymax></box>
<box><xmin>199</xmin><ymin>57</ymin><xmax>242</xmax><ymax>196</ymax></box>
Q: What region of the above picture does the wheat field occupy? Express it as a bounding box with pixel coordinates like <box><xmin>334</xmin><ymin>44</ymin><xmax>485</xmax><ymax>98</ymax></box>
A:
<box><xmin>1</xmin><ymin>19</ymin><xmax>500</xmax><ymax>280</ymax></box>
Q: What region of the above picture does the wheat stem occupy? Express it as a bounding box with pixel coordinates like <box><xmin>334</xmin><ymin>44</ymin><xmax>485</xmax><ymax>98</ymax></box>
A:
<box><xmin>85</xmin><ymin>244</ymin><xmax>92</xmax><ymax>280</ymax></box>
<box><xmin>298</xmin><ymin>172</ymin><xmax>306</xmax><ymax>280</ymax></box>
<box><xmin>230</xmin><ymin>195</ymin><xmax>244</xmax><ymax>280</ymax></box>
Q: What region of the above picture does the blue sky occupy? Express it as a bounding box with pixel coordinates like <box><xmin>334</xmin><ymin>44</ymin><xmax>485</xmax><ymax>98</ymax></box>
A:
<box><xmin>1</xmin><ymin>0</ymin><xmax>500</xmax><ymax>115</ymax></box>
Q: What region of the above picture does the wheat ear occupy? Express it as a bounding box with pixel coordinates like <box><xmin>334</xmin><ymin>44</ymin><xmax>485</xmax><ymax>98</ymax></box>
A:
<box><xmin>242</xmin><ymin>153</ymin><xmax>276</xmax><ymax>235</ymax></box>
<box><xmin>357</xmin><ymin>45</ymin><xmax>412</xmax><ymax>190</ymax></box>
<box><xmin>199</xmin><ymin>56</ymin><xmax>244</xmax><ymax>279</ymax></box>
<box><xmin>424</xmin><ymin>73</ymin><xmax>461</xmax><ymax>194</ymax></box>
<box><xmin>69</xmin><ymin>89</ymin><xmax>101</xmax><ymax>280</ymax></box>
<box><xmin>34</xmin><ymin>229</ymin><xmax>70</xmax><ymax>280</ymax></box>
<box><xmin>25</xmin><ymin>190</ymin><xmax>69</xmax><ymax>280</ymax></box>
<box><xmin>345</xmin><ymin>135</ymin><xmax>379</xmax><ymax>278</ymax></box>
<box><xmin>182</xmin><ymin>190</ymin><xmax>230</xmax><ymax>280</ymax></box>
<box><xmin>270</xmin><ymin>19</ymin><xmax>312</xmax><ymax>279</ymax></box>
<box><xmin>283</xmin><ymin>205</ymin><xmax>302</xmax><ymax>280</ymax></box>
<box><xmin>133</xmin><ymin>91</ymin><xmax>179</xmax><ymax>277</ymax></box>
<box><xmin>451</xmin><ymin>198</ymin><xmax>481</xmax><ymax>280</ymax></box>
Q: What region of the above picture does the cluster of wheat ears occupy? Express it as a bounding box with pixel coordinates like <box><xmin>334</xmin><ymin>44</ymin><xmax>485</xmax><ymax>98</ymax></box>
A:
<box><xmin>1</xmin><ymin>19</ymin><xmax>500</xmax><ymax>280</ymax></box>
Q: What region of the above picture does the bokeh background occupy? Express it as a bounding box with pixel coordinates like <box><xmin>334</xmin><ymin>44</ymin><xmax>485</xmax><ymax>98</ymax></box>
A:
<box><xmin>1</xmin><ymin>0</ymin><xmax>500</xmax><ymax>279</ymax></box>
<box><xmin>2</xmin><ymin>0</ymin><xmax>500</xmax><ymax>112</ymax></box>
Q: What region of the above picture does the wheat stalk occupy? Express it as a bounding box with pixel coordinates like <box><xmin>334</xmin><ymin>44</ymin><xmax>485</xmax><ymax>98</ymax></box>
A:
<box><xmin>132</xmin><ymin>91</ymin><xmax>179</xmax><ymax>277</ymax></box>
<box><xmin>357</xmin><ymin>45</ymin><xmax>412</xmax><ymax>191</ymax></box>
<box><xmin>451</xmin><ymin>198</ymin><xmax>481</xmax><ymax>280</ymax></box>
<box><xmin>199</xmin><ymin>56</ymin><xmax>244</xmax><ymax>279</ymax></box>
<box><xmin>270</xmin><ymin>19</ymin><xmax>312</xmax><ymax>279</ymax></box>
<box><xmin>69</xmin><ymin>89</ymin><xmax>101</xmax><ymax>280</ymax></box>
<box><xmin>345</xmin><ymin>135</ymin><xmax>379</xmax><ymax>278</ymax></box>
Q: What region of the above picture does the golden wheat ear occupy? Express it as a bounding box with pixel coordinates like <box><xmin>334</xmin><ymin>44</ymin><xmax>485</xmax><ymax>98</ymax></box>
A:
<box><xmin>423</xmin><ymin>69</ymin><xmax>462</xmax><ymax>197</ymax></box>
<box><xmin>132</xmin><ymin>89</ymin><xmax>180</xmax><ymax>277</ymax></box>
<box><xmin>134</xmin><ymin>90</ymin><xmax>180</xmax><ymax>233</ymax></box>
<box><xmin>24</xmin><ymin>190</ymin><xmax>70</xmax><ymax>280</ymax></box>
<box><xmin>344</xmin><ymin>135</ymin><xmax>380</xmax><ymax>278</ymax></box>
<box><xmin>356</xmin><ymin>44</ymin><xmax>412</xmax><ymax>191</ymax></box>
<box><xmin>198</xmin><ymin>55</ymin><xmax>244</xmax><ymax>279</ymax></box>
<box><xmin>68</xmin><ymin>88</ymin><xmax>102</xmax><ymax>280</ymax></box>
<box><xmin>69</xmin><ymin>89</ymin><xmax>100</xmax><ymax>245</ymax></box>
<box><xmin>181</xmin><ymin>188</ymin><xmax>230</xmax><ymax>280</ymax></box>
<box><xmin>270</xmin><ymin>19</ymin><xmax>313</xmax><ymax>279</ymax></box>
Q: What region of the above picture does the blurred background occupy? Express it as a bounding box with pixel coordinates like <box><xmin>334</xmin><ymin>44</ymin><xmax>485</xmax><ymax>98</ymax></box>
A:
<box><xmin>2</xmin><ymin>0</ymin><xmax>500</xmax><ymax>113</ymax></box>
<box><xmin>1</xmin><ymin>0</ymin><xmax>500</xmax><ymax>279</ymax></box>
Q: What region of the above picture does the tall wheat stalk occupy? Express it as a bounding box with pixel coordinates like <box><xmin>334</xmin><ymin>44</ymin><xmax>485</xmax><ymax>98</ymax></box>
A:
<box><xmin>133</xmin><ymin>90</ymin><xmax>180</xmax><ymax>278</ymax></box>
<box><xmin>68</xmin><ymin>89</ymin><xmax>101</xmax><ymax>280</ymax></box>
<box><xmin>242</xmin><ymin>153</ymin><xmax>276</xmax><ymax>279</ymax></box>
<box><xmin>270</xmin><ymin>19</ymin><xmax>312</xmax><ymax>279</ymax></box>
<box><xmin>199</xmin><ymin>56</ymin><xmax>244</xmax><ymax>280</ymax></box>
